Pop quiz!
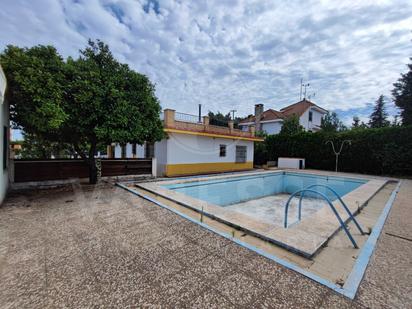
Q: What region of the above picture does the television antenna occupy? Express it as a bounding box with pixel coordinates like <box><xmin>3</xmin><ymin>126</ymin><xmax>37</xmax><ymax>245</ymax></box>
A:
<box><xmin>299</xmin><ymin>78</ymin><xmax>310</xmax><ymax>100</ymax></box>
<box><xmin>308</xmin><ymin>93</ymin><xmax>316</xmax><ymax>100</ymax></box>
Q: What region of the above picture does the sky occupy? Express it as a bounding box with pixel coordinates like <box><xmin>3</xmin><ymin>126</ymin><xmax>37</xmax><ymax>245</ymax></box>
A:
<box><xmin>1</xmin><ymin>0</ymin><xmax>411</xmax><ymax>140</ymax></box>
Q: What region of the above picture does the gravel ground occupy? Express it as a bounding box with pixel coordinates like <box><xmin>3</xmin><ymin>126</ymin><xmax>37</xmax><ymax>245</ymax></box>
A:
<box><xmin>0</xmin><ymin>179</ymin><xmax>411</xmax><ymax>308</ymax></box>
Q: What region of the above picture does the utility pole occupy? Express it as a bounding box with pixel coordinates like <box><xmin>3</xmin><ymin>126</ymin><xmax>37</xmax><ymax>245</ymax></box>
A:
<box><xmin>230</xmin><ymin>109</ymin><xmax>237</xmax><ymax>120</ymax></box>
<box><xmin>198</xmin><ymin>104</ymin><xmax>202</xmax><ymax>123</ymax></box>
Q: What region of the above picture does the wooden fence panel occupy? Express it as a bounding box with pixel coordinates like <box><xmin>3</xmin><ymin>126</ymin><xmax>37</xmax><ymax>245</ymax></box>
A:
<box><xmin>13</xmin><ymin>159</ymin><xmax>152</xmax><ymax>183</ymax></box>
<box><xmin>101</xmin><ymin>159</ymin><xmax>152</xmax><ymax>177</ymax></box>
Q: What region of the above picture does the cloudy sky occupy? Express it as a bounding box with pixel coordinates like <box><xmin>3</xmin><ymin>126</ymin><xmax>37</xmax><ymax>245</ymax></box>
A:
<box><xmin>1</xmin><ymin>0</ymin><xmax>411</xmax><ymax>128</ymax></box>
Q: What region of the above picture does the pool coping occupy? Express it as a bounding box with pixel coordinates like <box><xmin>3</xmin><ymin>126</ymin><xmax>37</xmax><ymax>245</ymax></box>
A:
<box><xmin>116</xmin><ymin>179</ymin><xmax>401</xmax><ymax>299</ymax></box>
<box><xmin>135</xmin><ymin>170</ymin><xmax>388</xmax><ymax>258</ymax></box>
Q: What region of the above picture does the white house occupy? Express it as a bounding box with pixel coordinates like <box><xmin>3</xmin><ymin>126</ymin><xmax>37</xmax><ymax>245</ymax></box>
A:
<box><xmin>0</xmin><ymin>65</ymin><xmax>9</xmax><ymax>204</ymax></box>
<box><xmin>239</xmin><ymin>99</ymin><xmax>327</xmax><ymax>135</ymax></box>
<box><xmin>107</xmin><ymin>109</ymin><xmax>263</xmax><ymax>177</ymax></box>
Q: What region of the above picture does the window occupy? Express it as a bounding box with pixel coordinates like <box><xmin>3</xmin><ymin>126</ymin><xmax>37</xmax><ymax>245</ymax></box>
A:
<box><xmin>235</xmin><ymin>145</ymin><xmax>247</xmax><ymax>163</ymax></box>
<box><xmin>309</xmin><ymin>111</ymin><xmax>313</xmax><ymax>122</ymax></box>
<box><xmin>132</xmin><ymin>144</ymin><xmax>137</xmax><ymax>157</ymax></box>
<box><xmin>219</xmin><ymin>144</ymin><xmax>226</xmax><ymax>157</ymax></box>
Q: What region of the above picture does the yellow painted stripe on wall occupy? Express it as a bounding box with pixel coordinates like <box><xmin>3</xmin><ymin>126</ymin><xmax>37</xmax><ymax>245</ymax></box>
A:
<box><xmin>165</xmin><ymin>161</ymin><xmax>253</xmax><ymax>177</ymax></box>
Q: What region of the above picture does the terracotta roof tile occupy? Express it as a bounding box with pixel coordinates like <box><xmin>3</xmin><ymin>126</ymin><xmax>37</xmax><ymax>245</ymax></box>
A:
<box><xmin>280</xmin><ymin>99</ymin><xmax>327</xmax><ymax>117</ymax></box>
<box><xmin>239</xmin><ymin>109</ymin><xmax>284</xmax><ymax>124</ymax></box>
<box><xmin>239</xmin><ymin>99</ymin><xmax>327</xmax><ymax>124</ymax></box>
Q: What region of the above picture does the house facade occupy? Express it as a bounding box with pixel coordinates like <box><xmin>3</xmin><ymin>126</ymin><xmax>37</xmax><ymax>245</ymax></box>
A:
<box><xmin>239</xmin><ymin>99</ymin><xmax>327</xmax><ymax>135</ymax></box>
<box><xmin>107</xmin><ymin>109</ymin><xmax>262</xmax><ymax>177</ymax></box>
<box><xmin>0</xmin><ymin>65</ymin><xmax>9</xmax><ymax>204</ymax></box>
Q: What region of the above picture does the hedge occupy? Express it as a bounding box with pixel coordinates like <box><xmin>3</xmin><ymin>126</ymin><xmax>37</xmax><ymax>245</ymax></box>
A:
<box><xmin>255</xmin><ymin>126</ymin><xmax>412</xmax><ymax>176</ymax></box>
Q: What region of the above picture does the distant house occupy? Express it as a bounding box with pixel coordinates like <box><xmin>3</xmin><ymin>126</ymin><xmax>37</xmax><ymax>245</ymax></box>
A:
<box><xmin>239</xmin><ymin>99</ymin><xmax>328</xmax><ymax>135</ymax></box>
<box><xmin>107</xmin><ymin>109</ymin><xmax>263</xmax><ymax>177</ymax></box>
<box><xmin>0</xmin><ymin>65</ymin><xmax>9</xmax><ymax>204</ymax></box>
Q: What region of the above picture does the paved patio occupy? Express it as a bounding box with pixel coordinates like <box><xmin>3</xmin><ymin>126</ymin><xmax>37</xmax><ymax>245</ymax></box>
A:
<box><xmin>0</xmin><ymin>179</ymin><xmax>411</xmax><ymax>308</ymax></box>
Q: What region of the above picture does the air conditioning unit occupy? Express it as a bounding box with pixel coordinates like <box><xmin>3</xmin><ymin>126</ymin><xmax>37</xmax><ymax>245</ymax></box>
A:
<box><xmin>278</xmin><ymin>157</ymin><xmax>305</xmax><ymax>169</ymax></box>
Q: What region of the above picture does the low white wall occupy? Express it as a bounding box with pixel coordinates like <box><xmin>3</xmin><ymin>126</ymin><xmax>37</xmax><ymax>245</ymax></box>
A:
<box><xmin>278</xmin><ymin>157</ymin><xmax>305</xmax><ymax>169</ymax></box>
<box><xmin>0</xmin><ymin>66</ymin><xmax>8</xmax><ymax>204</ymax></box>
<box><xmin>154</xmin><ymin>139</ymin><xmax>167</xmax><ymax>176</ymax></box>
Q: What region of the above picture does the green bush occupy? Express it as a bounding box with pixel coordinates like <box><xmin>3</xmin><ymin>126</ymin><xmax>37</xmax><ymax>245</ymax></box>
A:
<box><xmin>255</xmin><ymin>126</ymin><xmax>412</xmax><ymax>176</ymax></box>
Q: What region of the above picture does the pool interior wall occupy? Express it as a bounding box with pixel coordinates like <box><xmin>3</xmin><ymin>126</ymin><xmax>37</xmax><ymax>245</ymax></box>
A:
<box><xmin>163</xmin><ymin>172</ymin><xmax>367</xmax><ymax>206</ymax></box>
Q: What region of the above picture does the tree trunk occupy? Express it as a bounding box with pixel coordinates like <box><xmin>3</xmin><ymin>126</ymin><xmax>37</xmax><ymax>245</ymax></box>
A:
<box><xmin>88</xmin><ymin>143</ymin><xmax>98</xmax><ymax>184</ymax></box>
<box><xmin>89</xmin><ymin>156</ymin><xmax>98</xmax><ymax>184</ymax></box>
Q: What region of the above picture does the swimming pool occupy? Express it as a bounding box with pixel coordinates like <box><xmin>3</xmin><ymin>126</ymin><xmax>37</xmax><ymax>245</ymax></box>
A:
<box><xmin>128</xmin><ymin>170</ymin><xmax>393</xmax><ymax>298</ymax></box>
<box><xmin>162</xmin><ymin>172</ymin><xmax>367</xmax><ymax>206</ymax></box>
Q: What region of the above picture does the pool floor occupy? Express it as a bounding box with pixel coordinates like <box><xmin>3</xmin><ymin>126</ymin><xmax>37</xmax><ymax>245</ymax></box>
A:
<box><xmin>225</xmin><ymin>194</ymin><xmax>326</xmax><ymax>226</ymax></box>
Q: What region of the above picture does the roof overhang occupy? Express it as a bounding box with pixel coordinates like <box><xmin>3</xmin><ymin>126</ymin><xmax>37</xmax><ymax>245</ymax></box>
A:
<box><xmin>309</xmin><ymin>106</ymin><xmax>328</xmax><ymax>114</ymax></box>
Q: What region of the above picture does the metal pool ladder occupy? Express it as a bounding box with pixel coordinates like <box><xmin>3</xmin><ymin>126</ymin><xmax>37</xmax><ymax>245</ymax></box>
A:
<box><xmin>283</xmin><ymin>185</ymin><xmax>365</xmax><ymax>249</ymax></box>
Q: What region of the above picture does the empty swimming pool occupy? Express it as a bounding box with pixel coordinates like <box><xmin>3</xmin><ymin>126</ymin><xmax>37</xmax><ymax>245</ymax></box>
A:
<box><xmin>125</xmin><ymin>170</ymin><xmax>395</xmax><ymax>299</ymax></box>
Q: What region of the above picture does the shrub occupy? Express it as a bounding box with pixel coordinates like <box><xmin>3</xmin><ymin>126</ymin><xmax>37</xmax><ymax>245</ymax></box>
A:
<box><xmin>255</xmin><ymin>126</ymin><xmax>412</xmax><ymax>176</ymax></box>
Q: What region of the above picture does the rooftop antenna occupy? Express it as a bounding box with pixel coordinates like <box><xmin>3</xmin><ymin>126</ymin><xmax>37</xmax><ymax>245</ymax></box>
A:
<box><xmin>308</xmin><ymin>92</ymin><xmax>316</xmax><ymax>100</ymax></box>
<box><xmin>303</xmin><ymin>83</ymin><xmax>310</xmax><ymax>99</ymax></box>
<box><xmin>230</xmin><ymin>109</ymin><xmax>237</xmax><ymax>120</ymax></box>
<box><xmin>299</xmin><ymin>78</ymin><xmax>303</xmax><ymax>100</ymax></box>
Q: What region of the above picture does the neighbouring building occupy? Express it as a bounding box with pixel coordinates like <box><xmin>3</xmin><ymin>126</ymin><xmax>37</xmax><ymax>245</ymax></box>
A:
<box><xmin>239</xmin><ymin>99</ymin><xmax>328</xmax><ymax>135</ymax></box>
<box><xmin>0</xmin><ymin>65</ymin><xmax>9</xmax><ymax>204</ymax></box>
<box><xmin>107</xmin><ymin>109</ymin><xmax>263</xmax><ymax>177</ymax></box>
<box><xmin>105</xmin><ymin>143</ymin><xmax>152</xmax><ymax>160</ymax></box>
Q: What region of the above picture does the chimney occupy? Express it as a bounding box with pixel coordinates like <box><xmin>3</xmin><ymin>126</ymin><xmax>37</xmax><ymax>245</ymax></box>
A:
<box><xmin>254</xmin><ymin>104</ymin><xmax>264</xmax><ymax>131</ymax></box>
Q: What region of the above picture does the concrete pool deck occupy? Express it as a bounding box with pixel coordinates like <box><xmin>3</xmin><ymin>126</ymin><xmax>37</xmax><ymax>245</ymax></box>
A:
<box><xmin>137</xmin><ymin>170</ymin><xmax>388</xmax><ymax>257</ymax></box>
<box><xmin>0</xmin><ymin>174</ymin><xmax>411</xmax><ymax>308</ymax></box>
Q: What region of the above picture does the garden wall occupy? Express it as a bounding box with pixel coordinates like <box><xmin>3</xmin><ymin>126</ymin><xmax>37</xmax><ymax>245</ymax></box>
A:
<box><xmin>13</xmin><ymin>158</ymin><xmax>153</xmax><ymax>182</ymax></box>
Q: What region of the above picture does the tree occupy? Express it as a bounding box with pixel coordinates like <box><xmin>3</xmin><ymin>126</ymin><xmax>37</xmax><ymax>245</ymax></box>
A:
<box><xmin>320</xmin><ymin>111</ymin><xmax>346</xmax><ymax>132</ymax></box>
<box><xmin>20</xmin><ymin>132</ymin><xmax>76</xmax><ymax>159</ymax></box>
<box><xmin>208</xmin><ymin>111</ymin><xmax>243</xmax><ymax>128</ymax></box>
<box><xmin>208</xmin><ymin>111</ymin><xmax>231</xmax><ymax>126</ymax></box>
<box><xmin>280</xmin><ymin>115</ymin><xmax>304</xmax><ymax>135</ymax></box>
<box><xmin>352</xmin><ymin>116</ymin><xmax>360</xmax><ymax>128</ymax></box>
<box><xmin>0</xmin><ymin>45</ymin><xmax>67</xmax><ymax>137</ymax></box>
<box><xmin>392</xmin><ymin>57</ymin><xmax>412</xmax><ymax>125</ymax></box>
<box><xmin>352</xmin><ymin>116</ymin><xmax>369</xmax><ymax>129</ymax></box>
<box><xmin>369</xmin><ymin>95</ymin><xmax>390</xmax><ymax>128</ymax></box>
<box><xmin>392</xmin><ymin>115</ymin><xmax>400</xmax><ymax>127</ymax></box>
<box><xmin>1</xmin><ymin>40</ymin><xmax>164</xmax><ymax>183</ymax></box>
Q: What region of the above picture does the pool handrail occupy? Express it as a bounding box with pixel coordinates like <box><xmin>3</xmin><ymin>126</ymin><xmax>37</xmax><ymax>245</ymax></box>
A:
<box><xmin>284</xmin><ymin>189</ymin><xmax>359</xmax><ymax>249</ymax></box>
<box><xmin>298</xmin><ymin>184</ymin><xmax>365</xmax><ymax>235</ymax></box>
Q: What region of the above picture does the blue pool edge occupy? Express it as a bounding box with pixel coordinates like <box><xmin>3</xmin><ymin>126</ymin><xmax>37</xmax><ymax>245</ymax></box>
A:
<box><xmin>116</xmin><ymin>179</ymin><xmax>402</xmax><ymax>300</ymax></box>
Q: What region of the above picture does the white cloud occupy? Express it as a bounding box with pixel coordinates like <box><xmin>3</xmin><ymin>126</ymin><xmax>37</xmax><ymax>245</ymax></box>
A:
<box><xmin>1</xmin><ymin>0</ymin><xmax>411</xmax><ymax>119</ymax></box>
